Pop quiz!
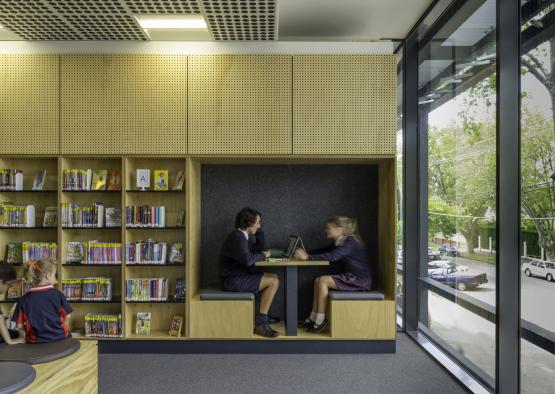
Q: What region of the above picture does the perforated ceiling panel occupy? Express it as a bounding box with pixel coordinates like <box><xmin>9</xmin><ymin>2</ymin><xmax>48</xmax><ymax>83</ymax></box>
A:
<box><xmin>0</xmin><ymin>0</ymin><xmax>276</xmax><ymax>40</ymax></box>
<box><xmin>201</xmin><ymin>0</ymin><xmax>276</xmax><ymax>40</ymax></box>
<box><xmin>124</xmin><ymin>0</ymin><xmax>202</xmax><ymax>14</ymax></box>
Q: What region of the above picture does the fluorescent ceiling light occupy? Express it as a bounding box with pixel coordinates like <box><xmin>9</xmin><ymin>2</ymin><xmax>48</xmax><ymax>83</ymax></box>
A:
<box><xmin>0</xmin><ymin>24</ymin><xmax>3</xmax><ymax>29</ymax></box>
<box><xmin>135</xmin><ymin>15</ymin><xmax>207</xmax><ymax>29</ymax></box>
<box><xmin>418</xmin><ymin>99</ymin><xmax>435</xmax><ymax>105</ymax></box>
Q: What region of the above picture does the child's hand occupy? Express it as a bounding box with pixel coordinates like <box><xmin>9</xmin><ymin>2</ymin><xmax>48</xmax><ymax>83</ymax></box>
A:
<box><xmin>6</xmin><ymin>337</ymin><xmax>25</xmax><ymax>345</ymax></box>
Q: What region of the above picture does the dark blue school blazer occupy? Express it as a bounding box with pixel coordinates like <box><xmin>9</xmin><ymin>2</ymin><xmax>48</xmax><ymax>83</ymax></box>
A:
<box><xmin>219</xmin><ymin>229</ymin><xmax>266</xmax><ymax>277</ymax></box>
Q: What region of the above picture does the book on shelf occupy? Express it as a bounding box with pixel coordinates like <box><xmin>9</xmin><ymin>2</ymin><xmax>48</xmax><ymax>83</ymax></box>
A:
<box><xmin>176</xmin><ymin>210</ymin><xmax>185</xmax><ymax>228</ymax></box>
<box><xmin>172</xmin><ymin>171</ymin><xmax>185</xmax><ymax>191</ymax></box>
<box><xmin>61</xmin><ymin>202</ymin><xmax>105</xmax><ymax>227</ymax></box>
<box><xmin>136</xmin><ymin>169</ymin><xmax>150</xmax><ymax>190</ymax></box>
<box><xmin>63</xmin><ymin>169</ymin><xmax>93</xmax><ymax>190</ymax></box>
<box><xmin>107</xmin><ymin>170</ymin><xmax>122</xmax><ymax>191</ymax></box>
<box><xmin>92</xmin><ymin>170</ymin><xmax>108</xmax><ymax>191</ymax></box>
<box><xmin>125</xmin><ymin>205</ymin><xmax>165</xmax><ymax>228</ymax></box>
<box><xmin>22</xmin><ymin>242</ymin><xmax>57</xmax><ymax>262</ymax></box>
<box><xmin>43</xmin><ymin>206</ymin><xmax>57</xmax><ymax>227</ymax></box>
<box><xmin>62</xmin><ymin>277</ymin><xmax>113</xmax><ymax>301</ymax></box>
<box><xmin>0</xmin><ymin>202</ymin><xmax>28</xmax><ymax>227</ymax></box>
<box><xmin>135</xmin><ymin>312</ymin><xmax>151</xmax><ymax>335</ymax></box>
<box><xmin>0</xmin><ymin>169</ymin><xmax>23</xmax><ymax>191</ymax></box>
<box><xmin>4</xmin><ymin>243</ymin><xmax>22</xmax><ymax>264</ymax></box>
<box><xmin>169</xmin><ymin>315</ymin><xmax>183</xmax><ymax>337</ymax></box>
<box><xmin>169</xmin><ymin>243</ymin><xmax>184</xmax><ymax>264</ymax></box>
<box><xmin>126</xmin><ymin>240</ymin><xmax>167</xmax><ymax>264</ymax></box>
<box><xmin>126</xmin><ymin>278</ymin><xmax>168</xmax><ymax>301</ymax></box>
<box><xmin>105</xmin><ymin>208</ymin><xmax>122</xmax><ymax>228</ymax></box>
<box><xmin>85</xmin><ymin>313</ymin><xmax>122</xmax><ymax>338</ymax></box>
<box><xmin>6</xmin><ymin>280</ymin><xmax>22</xmax><ymax>300</ymax></box>
<box><xmin>32</xmin><ymin>170</ymin><xmax>46</xmax><ymax>191</ymax></box>
<box><xmin>67</xmin><ymin>241</ymin><xmax>86</xmax><ymax>263</ymax></box>
<box><xmin>87</xmin><ymin>241</ymin><xmax>121</xmax><ymax>264</ymax></box>
<box><xmin>154</xmin><ymin>170</ymin><xmax>168</xmax><ymax>191</ymax></box>
<box><xmin>175</xmin><ymin>277</ymin><xmax>185</xmax><ymax>300</ymax></box>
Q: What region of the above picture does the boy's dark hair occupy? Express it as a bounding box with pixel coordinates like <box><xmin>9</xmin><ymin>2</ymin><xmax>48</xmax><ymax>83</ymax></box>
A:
<box><xmin>0</xmin><ymin>264</ymin><xmax>17</xmax><ymax>283</ymax></box>
<box><xmin>235</xmin><ymin>207</ymin><xmax>261</xmax><ymax>230</ymax></box>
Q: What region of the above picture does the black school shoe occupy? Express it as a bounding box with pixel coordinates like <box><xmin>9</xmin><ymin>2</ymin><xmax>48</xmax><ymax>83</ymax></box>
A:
<box><xmin>308</xmin><ymin>319</ymin><xmax>329</xmax><ymax>334</ymax></box>
<box><xmin>254</xmin><ymin>323</ymin><xmax>279</xmax><ymax>338</ymax></box>
<box><xmin>268</xmin><ymin>314</ymin><xmax>280</xmax><ymax>324</ymax></box>
<box><xmin>302</xmin><ymin>319</ymin><xmax>315</xmax><ymax>330</ymax></box>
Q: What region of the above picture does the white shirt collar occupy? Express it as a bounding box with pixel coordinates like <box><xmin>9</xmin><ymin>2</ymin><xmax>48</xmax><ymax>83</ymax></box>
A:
<box><xmin>239</xmin><ymin>229</ymin><xmax>249</xmax><ymax>240</ymax></box>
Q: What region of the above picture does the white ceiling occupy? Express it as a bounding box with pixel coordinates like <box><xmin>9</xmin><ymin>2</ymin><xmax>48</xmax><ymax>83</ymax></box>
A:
<box><xmin>278</xmin><ymin>0</ymin><xmax>434</xmax><ymax>41</ymax></box>
<box><xmin>0</xmin><ymin>0</ymin><xmax>433</xmax><ymax>41</ymax></box>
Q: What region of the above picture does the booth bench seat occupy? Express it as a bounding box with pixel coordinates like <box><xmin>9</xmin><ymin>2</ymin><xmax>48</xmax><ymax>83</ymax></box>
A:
<box><xmin>328</xmin><ymin>291</ymin><xmax>396</xmax><ymax>339</ymax></box>
<box><xmin>190</xmin><ymin>289</ymin><xmax>256</xmax><ymax>338</ymax></box>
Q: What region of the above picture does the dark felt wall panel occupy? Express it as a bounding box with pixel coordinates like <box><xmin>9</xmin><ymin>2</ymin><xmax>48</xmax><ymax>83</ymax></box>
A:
<box><xmin>200</xmin><ymin>165</ymin><xmax>378</xmax><ymax>319</ymax></box>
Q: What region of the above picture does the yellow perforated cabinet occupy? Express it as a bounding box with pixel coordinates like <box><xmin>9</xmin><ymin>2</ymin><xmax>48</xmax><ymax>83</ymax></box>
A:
<box><xmin>61</xmin><ymin>54</ymin><xmax>187</xmax><ymax>155</ymax></box>
<box><xmin>293</xmin><ymin>55</ymin><xmax>397</xmax><ymax>155</ymax></box>
<box><xmin>0</xmin><ymin>54</ymin><xmax>59</xmax><ymax>154</ymax></box>
<box><xmin>188</xmin><ymin>55</ymin><xmax>292</xmax><ymax>155</ymax></box>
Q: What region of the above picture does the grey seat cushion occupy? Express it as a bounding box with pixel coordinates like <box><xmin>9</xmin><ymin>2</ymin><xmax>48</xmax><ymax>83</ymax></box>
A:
<box><xmin>0</xmin><ymin>338</ymin><xmax>80</xmax><ymax>365</ymax></box>
<box><xmin>200</xmin><ymin>288</ymin><xmax>255</xmax><ymax>301</ymax></box>
<box><xmin>329</xmin><ymin>291</ymin><xmax>385</xmax><ymax>300</ymax></box>
<box><xmin>0</xmin><ymin>362</ymin><xmax>36</xmax><ymax>394</ymax></box>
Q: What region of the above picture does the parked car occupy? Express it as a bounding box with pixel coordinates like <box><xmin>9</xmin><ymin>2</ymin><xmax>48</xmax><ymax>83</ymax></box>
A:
<box><xmin>428</xmin><ymin>252</ymin><xmax>442</xmax><ymax>261</ymax></box>
<box><xmin>439</xmin><ymin>244</ymin><xmax>460</xmax><ymax>257</ymax></box>
<box><xmin>428</xmin><ymin>266</ymin><xmax>488</xmax><ymax>291</ymax></box>
<box><xmin>428</xmin><ymin>260</ymin><xmax>468</xmax><ymax>272</ymax></box>
<box><xmin>522</xmin><ymin>259</ymin><xmax>555</xmax><ymax>282</ymax></box>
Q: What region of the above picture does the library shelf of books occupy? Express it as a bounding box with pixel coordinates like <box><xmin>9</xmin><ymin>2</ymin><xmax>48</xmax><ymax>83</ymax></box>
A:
<box><xmin>0</xmin><ymin>156</ymin><xmax>187</xmax><ymax>341</ymax></box>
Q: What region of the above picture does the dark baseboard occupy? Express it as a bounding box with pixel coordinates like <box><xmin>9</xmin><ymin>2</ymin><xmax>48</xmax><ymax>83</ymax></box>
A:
<box><xmin>99</xmin><ymin>339</ymin><xmax>396</xmax><ymax>354</ymax></box>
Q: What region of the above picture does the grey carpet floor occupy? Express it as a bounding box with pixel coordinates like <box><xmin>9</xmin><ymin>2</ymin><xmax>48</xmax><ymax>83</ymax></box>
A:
<box><xmin>99</xmin><ymin>334</ymin><xmax>467</xmax><ymax>394</ymax></box>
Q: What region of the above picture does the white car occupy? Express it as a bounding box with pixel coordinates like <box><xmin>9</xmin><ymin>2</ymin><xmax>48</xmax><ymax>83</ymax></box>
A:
<box><xmin>522</xmin><ymin>260</ymin><xmax>555</xmax><ymax>282</ymax></box>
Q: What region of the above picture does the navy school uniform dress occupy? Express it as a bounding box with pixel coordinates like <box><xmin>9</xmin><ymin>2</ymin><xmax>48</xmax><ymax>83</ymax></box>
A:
<box><xmin>309</xmin><ymin>235</ymin><xmax>372</xmax><ymax>291</ymax></box>
<box><xmin>219</xmin><ymin>229</ymin><xmax>266</xmax><ymax>292</ymax></box>
<box><xmin>12</xmin><ymin>284</ymin><xmax>73</xmax><ymax>343</ymax></box>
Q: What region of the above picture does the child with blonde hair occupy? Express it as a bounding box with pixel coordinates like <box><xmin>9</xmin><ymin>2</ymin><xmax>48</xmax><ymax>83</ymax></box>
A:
<box><xmin>13</xmin><ymin>260</ymin><xmax>73</xmax><ymax>343</ymax></box>
<box><xmin>294</xmin><ymin>216</ymin><xmax>371</xmax><ymax>333</ymax></box>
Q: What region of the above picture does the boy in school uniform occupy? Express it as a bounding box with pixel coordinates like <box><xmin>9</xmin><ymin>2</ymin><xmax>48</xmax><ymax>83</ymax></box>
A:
<box><xmin>219</xmin><ymin>207</ymin><xmax>280</xmax><ymax>338</ymax></box>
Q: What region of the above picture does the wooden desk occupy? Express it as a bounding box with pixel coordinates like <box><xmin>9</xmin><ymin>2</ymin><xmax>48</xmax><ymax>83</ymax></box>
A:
<box><xmin>255</xmin><ymin>259</ymin><xmax>329</xmax><ymax>336</ymax></box>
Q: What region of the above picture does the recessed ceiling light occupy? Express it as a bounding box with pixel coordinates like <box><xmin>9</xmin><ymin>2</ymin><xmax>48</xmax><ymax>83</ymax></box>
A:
<box><xmin>0</xmin><ymin>24</ymin><xmax>3</xmax><ymax>29</ymax></box>
<box><xmin>135</xmin><ymin>15</ymin><xmax>207</xmax><ymax>29</ymax></box>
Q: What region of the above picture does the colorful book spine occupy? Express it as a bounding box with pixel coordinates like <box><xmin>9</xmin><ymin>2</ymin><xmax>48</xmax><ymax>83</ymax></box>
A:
<box><xmin>125</xmin><ymin>240</ymin><xmax>167</xmax><ymax>264</ymax></box>
<box><xmin>22</xmin><ymin>242</ymin><xmax>57</xmax><ymax>262</ymax></box>
<box><xmin>126</xmin><ymin>278</ymin><xmax>168</xmax><ymax>301</ymax></box>
<box><xmin>83</xmin><ymin>242</ymin><xmax>122</xmax><ymax>265</ymax></box>
<box><xmin>61</xmin><ymin>202</ymin><xmax>104</xmax><ymax>227</ymax></box>
<box><xmin>0</xmin><ymin>203</ymin><xmax>27</xmax><ymax>227</ymax></box>
<box><xmin>62</xmin><ymin>277</ymin><xmax>112</xmax><ymax>301</ymax></box>
<box><xmin>125</xmin><ymin>205</ymin><xmax>165</xmax><ymax>228</ymax></box>
<box><xmin>63</xmin><ymin>169</ymin><xmax>92</xmax><ymax>190</ymax></box>
<box><xmin>85</xmin><ymin>313</ymin><xmax>122</xmax><ymax>338</ymax></box>
<box><xmin>0</xmin><ymin>169</ymin><xmax>23</xmax><ymax>191</ymax></box>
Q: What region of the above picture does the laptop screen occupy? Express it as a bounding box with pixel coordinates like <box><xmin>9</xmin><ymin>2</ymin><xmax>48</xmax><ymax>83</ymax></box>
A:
<box><xmin>283</xmin><ymin>235</ymin><xmax>300</xmax><ymax>258</ymax></box>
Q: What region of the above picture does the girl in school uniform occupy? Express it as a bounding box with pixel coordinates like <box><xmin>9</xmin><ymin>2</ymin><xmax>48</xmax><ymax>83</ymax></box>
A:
<box><xmin>294</xmin><ymin>216</ymin><xmax>371</xmax><ymax>333</ymax></box>
<box><xmin>219</xmin><ymin>207</ymin><xmax>280</xmax><ymax>338</ymax></box>
<box><xmin>13</xmin><ymin>259</ymin><xmax>73</xmax><ymax>343</ymax></box>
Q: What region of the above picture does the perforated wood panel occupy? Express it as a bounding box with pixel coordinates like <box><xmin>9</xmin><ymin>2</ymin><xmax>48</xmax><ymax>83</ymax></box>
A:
<box><xmin>0</xmin><ymin>54</ymin><xmax>59</xmax><ymax>154</ymax></box>
<box><xmin>188</xmin><ymin>55</ymin><xmax>291</xmax><ymax>155</ymax></box>
<box><xmin>61</xmin><ymin>54</ymin><xmax>109</xmax><ymax>154</ymax></box>
<box><xmin>108</xmin><ymin>54</ymin><xmax>187</xmax><ymax>154</ymax></box>
<box><xmin>61</xmin><ymin>54</ymin><xmax>187</xmax><ymax>155</ymax></box>
<box><xmin>124</xmin><ymin>0</ymin><xmax>202</xmax><ymax>14</ymax></box>
<box><xmin>293</xmin><ymin>55</ymin><xmax>396</xmax><ymax>155</ymax></box>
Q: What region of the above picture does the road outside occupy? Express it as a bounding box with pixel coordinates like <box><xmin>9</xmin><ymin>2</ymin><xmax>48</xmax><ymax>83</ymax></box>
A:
<box><xmin>444</xmin><ymin>255</ymin><xmax>555</xmax><ymax>333</ymax></box>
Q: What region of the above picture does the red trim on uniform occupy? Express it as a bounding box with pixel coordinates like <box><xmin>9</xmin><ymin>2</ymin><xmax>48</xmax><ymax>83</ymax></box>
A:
<box><xmin>59</xmin><ymin>307</ymin><xmax>69</xmax><ymax>337</ymax></box>
<box><xmin>28</xmin><ymin>285</ymin><xmax>54</xmax><ymax>293</ymax></box>
<box><xmin>21</xmin><ymin>312</ymin><xmax>36</xmax><ymax>343</ymax></box>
